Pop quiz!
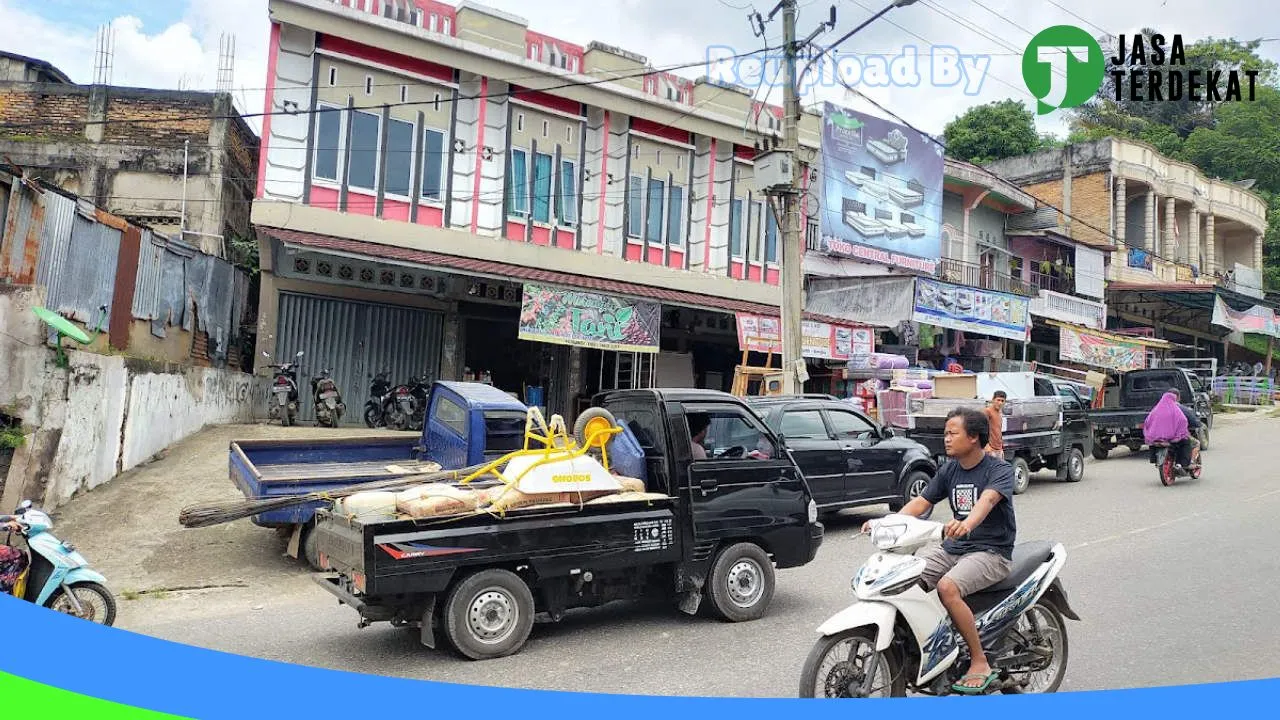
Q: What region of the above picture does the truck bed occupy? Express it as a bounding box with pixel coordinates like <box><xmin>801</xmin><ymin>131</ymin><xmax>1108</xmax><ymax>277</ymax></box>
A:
<box><xmin>229</xmin><ymin>436</ymin><xmax>433</xmax><ymax>526</ymax></box>
<box><xmin>315</xmin><ymin>495</ymin><xmax>681</xmax><ymax>597</ymax></box>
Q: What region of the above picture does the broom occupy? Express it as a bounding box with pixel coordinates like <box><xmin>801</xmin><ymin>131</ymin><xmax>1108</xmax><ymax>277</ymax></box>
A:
<box><xmin>178</xmin><ymin>463</ymin><xmax>494</xmax><ymax>529</ymax></box>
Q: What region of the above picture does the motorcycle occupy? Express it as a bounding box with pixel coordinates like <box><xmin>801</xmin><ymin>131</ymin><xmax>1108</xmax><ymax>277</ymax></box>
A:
<box><xmin>2</xmin><ymin>500</ymin><xmax>117</xmax><ymax>625</ymax></box>
<box><xmin>263</xmin><ymin>350</ymin><xmax>304</xmax><ymax>426</ymax></box>
<box><xmin>1150</xmin><ymin>437</ymin><xmax>1203</xmax><ymax>486</ymax></box>
<box><xmin>388</xmin><ymin>375</ymin><xmax>430</xmax><ymax>432</ymax></box>
<box><xmin>799</xmin><ymin>514</ymin><xmax>1079</xmax><ymax>698</ymax></box>
<box><xmin>363</xmin><ymin>370</ymin><xmax>393</xmax><ymax>428</ymax></box>
<box><xmin>310</xmin><ymin>367</ymin><xmax>346</xmax><ymax>428</ymax></box>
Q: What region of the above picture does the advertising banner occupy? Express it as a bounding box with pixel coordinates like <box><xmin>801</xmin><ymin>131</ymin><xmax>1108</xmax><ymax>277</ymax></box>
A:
<box><xmin>1211</xmin><ymin>294</ymin><xmax>1279</xmax><ymax>338</ymax></box>
<box><xmin>911</xmin><ymin>277</ymin><xmax>1030</xmax><ymax>342</ymax></box>
<box><xmin>518</xmin><ymin>283</ymin><xmax>660</xmax><ymax>352</ymax></box>
<box><xmin>817</xmin><ymin>102</ymin><xmax>944</xmax><ymax>274</ymax></box>
<box><xmin>735</xmin><ymin>313</ymin><xmax>873</xmax><ymax>361</ymax></box>
<box><xmin>1059</xmin><ymin>325</ymin><xmax>1147</xmax><ymax>372</ymax></box>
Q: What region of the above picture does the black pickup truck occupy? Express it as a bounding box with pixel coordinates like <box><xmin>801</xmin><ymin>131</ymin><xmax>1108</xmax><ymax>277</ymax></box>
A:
<box><xmin>312</xmin><ymin>389</ymin><xmax>823</xmax><ymax>661</ymax></box>
<box><xmin>746</xmin><ymin>396</ymin><xmax>938</xmax><ymax>517</ymax></box>
<box><xmin>1090</xmin><ymin>368</ymin><xmax>1213</xmax><ymax>459</ymax></box>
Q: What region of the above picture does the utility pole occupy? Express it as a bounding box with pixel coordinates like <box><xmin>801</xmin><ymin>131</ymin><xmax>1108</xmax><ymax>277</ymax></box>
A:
<box><xmin>779</xmin><ymin>0</ymin><xmax>805</xmax><ymax>394</ymax></box>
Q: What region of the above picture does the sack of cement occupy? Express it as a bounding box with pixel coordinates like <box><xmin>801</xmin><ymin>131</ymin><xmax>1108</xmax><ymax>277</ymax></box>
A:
<box><xmin>394</xmin><ymin>483</ymin><xmax>481</xmax><ymax>514</ymax></box>
<box><xmin>485</xmin><ymin>487</ymin><xmax>567</xmax><ymax>513</ymax></box>
<box><xmin>614</xmin><ymin>476</ymin><xmax>646</xmax><ymax>493</ymax></box>
<box><xmin>338</xmin><ymin>491</ymin><xmax>398</xmax><ymax>518</ymax></box>
<box><xmin>400</xmin><ymin>495</ymin><xmax>477</xmax><ymax>519</ymax></box>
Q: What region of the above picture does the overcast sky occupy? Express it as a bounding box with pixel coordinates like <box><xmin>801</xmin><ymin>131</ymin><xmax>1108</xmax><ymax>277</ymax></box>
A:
<box><xmin>2</xmin><ymin>0</ymin><xmax>1276</xmax><ymax>140</ymax></box>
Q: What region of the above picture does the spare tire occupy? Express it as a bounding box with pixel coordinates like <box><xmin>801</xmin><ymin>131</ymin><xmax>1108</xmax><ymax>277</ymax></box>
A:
<box><xmin>573</xmin><ymin>407</ymin><xmax>618</xmax><ymax>447</ymax></box>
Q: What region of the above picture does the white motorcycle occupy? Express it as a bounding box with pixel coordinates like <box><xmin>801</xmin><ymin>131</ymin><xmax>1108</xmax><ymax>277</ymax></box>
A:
<box><xmin>800</xmin><ymin>514</ymin><xmax>1079</xmax><ymax>697</ymax></box>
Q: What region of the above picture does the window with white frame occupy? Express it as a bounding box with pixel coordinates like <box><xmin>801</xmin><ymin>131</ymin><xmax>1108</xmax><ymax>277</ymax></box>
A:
<box><xmin>645</xmin><ymin>177</ymin><xmax>665</xmax><ymax>243</ymax></box>
<box><xmin>748</xmin><ymin>200</ymin><xmax>763</xmax><ymax>261</ymax></box>
<box><xmin>729</xmin><ymin>198</ymin><xmax>744</xmax><ymax>257</ymax></box>
<box><xmin>313</xmin><ymin>103</ymin><xmax>343</xmax><ymax>182</ymax></box>
<box><xmin>506</xmin><ymin>148</ymin><xmax>568</xmax><ymax>225</ymax></box>
<box><xmin>421</xmin><ymin>127</ymin><xmax>447</xmax><ymax>202</ymax></box>
<box><xmin>348</xmin><ymin>109</ymin><xmax>381</xmax><ymax>191</ymax></box>
<box><xmin>429</xmin><ymin>13</ymin><xmax>438</xmax><ymax>32</ymax></box>
<box><xmin>627</xmin><ymin>175</ymin><xmax>644</xmax><ymax>237</ymax></box>
<box><xmin>531</xmin><ymin>151</ymin><xmax>553</xmax><ymax>223</ymax></box>
<box><xmin>765</xmin><ymin>203</ymin><xmax>779</xmax><ymax>263</ymax></box>
<box><xmin>508</xmin><ymin>148</ymin><xmax>529</xmax><ymax>216</ymax></box>
<box><xmin>667</xmin><ymin>184</ymin><xmax>685</xmax><ymax>246</ymax></box>
<box><xmin>442</xmin><ymin>17</ymin><xmax>451</xmax><ymax>34</ymax></box>
<box><xmin>557</xmin><ymin>159</ymin><xmax>577</xmax><ymax>226</ymax></box>
<box><xmin>383</xmin><ymin>117</ymin><xmax>414</xmax><ymax>197</ymax></box>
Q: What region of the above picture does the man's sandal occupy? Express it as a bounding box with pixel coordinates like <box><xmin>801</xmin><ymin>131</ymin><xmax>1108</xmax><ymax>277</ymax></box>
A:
<box><xmin>951</xmin><ymin>670</ymin><xmax>999</xmax><ymax>695</ymax></box>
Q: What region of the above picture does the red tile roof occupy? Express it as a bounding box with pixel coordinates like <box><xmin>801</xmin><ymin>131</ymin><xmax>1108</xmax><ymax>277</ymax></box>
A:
<box><xmin>259</xmin><ymin>227</ymin><xmax>864</xmax><ymax>327</ymax></box>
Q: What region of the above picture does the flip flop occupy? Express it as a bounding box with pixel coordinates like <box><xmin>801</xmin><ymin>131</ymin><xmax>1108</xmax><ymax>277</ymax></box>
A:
<box><xmin>951</xmin><ymin>671</ymin><xmax>999</xmax><ymax>695</ymax></box>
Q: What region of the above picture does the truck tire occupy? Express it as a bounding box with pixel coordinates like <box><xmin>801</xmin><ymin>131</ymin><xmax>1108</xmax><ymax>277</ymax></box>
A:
<box><xmin>300</xmin><ymin>521</ymin><xmax>323</xmax><ymax>571</ymax></box>
<box><xmin>1126</xmin><ymin>441</ymin><xmax>1143</xmax><ymax>453</ymax></box>
<box><xmin>1060</xmin><ymin>448</ymin><xmax>1085</xmax><ymax>483</ymax></box>
<box><xmin>1197</xmin><ymin>426</ymin><xmax>1209</xmax><ymax>451</ymax></box>
<box><xmin>706</xmin><ymin>542</ymin><xmax>775</xmax><ymax>622</ymax></box>
<box><xmin>442</xmin><ymin>569</ymin><xmax>535</xmax><ymax>660</ymax></box>
<box><xmin>1091</xmin><ymin>443</ymin><xmax>1110</xmax><ymax>461</ymax></box>
<box><xmin>1011</xmin><ymin>457</ymin><xmax>1031</xmax><ymax>495</ymax></box>
<box><xmin>888</xmin><ymin>470</ymin><xmax>934</xmax><ymax>521</ymax></box>
<box><xmin>573</xmin><ymin>407</ymin><xmax>618</xmax><ymax>447</ymax></box>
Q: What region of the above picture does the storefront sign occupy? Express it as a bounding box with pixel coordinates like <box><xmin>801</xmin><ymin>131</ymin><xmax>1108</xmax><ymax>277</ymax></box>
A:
<box><xmin>735</xmin><ymin>313</ymin><xmax>873</xmax><ymax>361</ymax></box>
<box><xmin>1211</xmin><ymin>295</ymin><xmax>1279</xmax><ymax>338</ymax></box>
<box><xmin>911</xmin><ymin>278</ymin><xmax>1030</xmax><ymax>342</ymax></box>
<box><xmin>1059</xmin><ymin>326</ymin><xmax>1147</xmax><ymax>372</ymax></box>
<box><xmin>518</xmin><ymin>283</ymin><xmax>660</xmax><ymax>353</ymax></box>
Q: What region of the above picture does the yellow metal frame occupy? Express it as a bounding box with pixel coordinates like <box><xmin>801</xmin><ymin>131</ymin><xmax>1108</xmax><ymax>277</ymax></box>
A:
<box><xmin>460</xmin><ymin>407</ymin><xmax>623</xmax><ymax>491</ymax></box>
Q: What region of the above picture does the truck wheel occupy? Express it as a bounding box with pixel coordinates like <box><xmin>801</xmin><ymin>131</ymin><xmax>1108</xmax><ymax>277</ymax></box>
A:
<box><xmin>1011</xmin><ymin>457</ymin><xmax>1031</xmax><ymax>495</ymax></box>
<box><xmin>1060</xmin><ymin>448</ymin><xmax>1085</xmax><ymax>483</ymax></box>
<box><xmin>706</xmin><ymin>542</ymin><xmax>775</xmax><ymax>622</ymax></box>
<box><xmin>300</xmin><ymin>521</ymin><xmax>322</xmax><ymax>571</ymax></box>
<box><xmin>889</xmin><ymin>470</ymin><xmax>934</xmax><ymax>521</ymax></box>
<box><xmin>443</xmin><ymin>569</ymin><xmax>535</xmax><ymax>660</ymax></box>
<box><xmin>1198</xmin><ymin>426</ymin><xmax>1209</xmax><ymax>451</ymax></box>
<box><xmin>1091</xmin><ymin>444</ymin><xmax>1110</xmax><ymax>461</ymax></box>
<box><xmin>1126</xmin><ymin>441</ymin><xmax>1143</xmax><ymax>453</ymax></box>
<box><xmin>573</xmin><ymin>407</ymin><xmax>617</xmax><ymax>447</ymax></box>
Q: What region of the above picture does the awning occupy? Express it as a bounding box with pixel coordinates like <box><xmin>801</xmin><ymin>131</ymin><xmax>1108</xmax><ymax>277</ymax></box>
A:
<box><xmin>1107</xmin><ymin>282</ymin><xmax>1280</xmax><ymax>313</ymax></box>
<box><xmin>1042</xmin><ymin>320</ymin><xmax>1175</xmax><ymax>349</ymax></box>
<box><xmin>806</xmin><ymin>275</ymin><xmax>917</xmax><ymax>328</ymax></box>
<box><xmin>259</xmin><ymin>226</ymin><xmax>859</xmax><ymax>326</ymax></box>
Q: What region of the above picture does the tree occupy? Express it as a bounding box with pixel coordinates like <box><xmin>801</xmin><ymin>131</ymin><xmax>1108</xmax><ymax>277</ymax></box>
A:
<box><xmin>944</xmin><ymin>100</ymin><xmax>1047</xmax><ymax>164</ymax></box>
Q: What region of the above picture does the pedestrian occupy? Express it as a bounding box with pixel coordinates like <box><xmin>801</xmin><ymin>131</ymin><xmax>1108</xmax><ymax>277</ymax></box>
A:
<box><xmin>984</xmin><ymin>391</ymin><xmax>1006</xmax><ymax>459</ymax></box>
<box><xmin>0</xmin><ymin>518</ymin><xmax>27</xmax><ymax>596</ymax></box>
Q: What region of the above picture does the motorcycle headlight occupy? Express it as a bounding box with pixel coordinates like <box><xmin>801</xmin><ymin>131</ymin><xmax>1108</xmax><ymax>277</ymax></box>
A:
<box><xmin>871</xmin><ymin>523</ymin><xmax>906</xmax><ymax>550</ymax></box>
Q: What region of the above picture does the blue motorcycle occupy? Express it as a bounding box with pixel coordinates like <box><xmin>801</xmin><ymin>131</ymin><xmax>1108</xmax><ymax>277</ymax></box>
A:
<box><xmin>2</xmin><ymin>500</ymin><xmax>116</xmax><ymax>625</ymax></box>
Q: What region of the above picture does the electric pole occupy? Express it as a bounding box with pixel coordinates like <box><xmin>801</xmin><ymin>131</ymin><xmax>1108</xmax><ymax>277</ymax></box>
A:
<box><xmin>780</xmin><ymin>0</ymin><xmax>805</xmax><ymax>394</ymax></box>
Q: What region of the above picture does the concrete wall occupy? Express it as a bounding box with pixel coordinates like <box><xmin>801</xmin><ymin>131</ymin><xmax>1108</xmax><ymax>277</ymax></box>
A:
<box><xmin>0</xmin><ymin>286</ymin><xmax>266</xmax><ymax>513</ymax></box>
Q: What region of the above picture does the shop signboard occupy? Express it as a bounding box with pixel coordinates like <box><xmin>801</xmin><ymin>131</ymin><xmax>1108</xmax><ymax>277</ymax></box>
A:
<box><xmin>735</xmin><ymin>313</ymin><xmax>873</xmax><ymax>361</ymax></box>
<box><xmin>817</xmin><ymin>102</ymin><xmax>944</xmax><ymax>275</ymax></box>
<box><xmin>518</xmin><ymin>283</ymin><xmax>661</xmax><ymax>353</ymax></box>
<box><xmin>911</xmin><ymin>278</ymin><xmax>1030</xmax><ymax>342</ymax></box>
<box><xmin>1058</xmin><ymin>325</ymin><xmax>1147</xmax><ymax>372</ymax></box>
<box><xmin>1211</xmin><ymin>295</ymin><xmax>1279</xmax><ymax>338</ymax></box>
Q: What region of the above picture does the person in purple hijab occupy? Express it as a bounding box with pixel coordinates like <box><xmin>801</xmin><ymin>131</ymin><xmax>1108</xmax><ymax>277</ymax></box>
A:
<box><xmin>1143</xmin><ymin>391</ymin><xmax>1201</xmax><ymax>468</ymax></box>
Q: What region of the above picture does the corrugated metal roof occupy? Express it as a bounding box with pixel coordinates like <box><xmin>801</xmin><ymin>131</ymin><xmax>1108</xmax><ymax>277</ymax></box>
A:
<box><xmin>258</xmin><ymin>226</ymin><xmax>864</xmax><ymax>327</ymax></box>
<box><xmin>132</xmin><ymin>229</ymin><xmax>164</xmax><ymax>319</ymax></box>
<box><xmin>33</xmin><ymin>190</ymin><xmax>77</xmax><ymax>301</ymax></box>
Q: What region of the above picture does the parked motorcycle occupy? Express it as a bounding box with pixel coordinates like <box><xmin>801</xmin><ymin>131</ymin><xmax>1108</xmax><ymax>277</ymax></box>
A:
<box><xmin>388</xmin><ymin>375</ymin><xmax>430</xmax><ymax>432</ymax></box>
<box><xmin>1150</xmin><ymin>438</ymin><xmax>1203</xmax><ymax>486</ymax></box>
<box><xmin>263</xmin><ymin>350</ymin><xmax>304</xmax><ymax>426</ymax></box>
<box><xmin>3</xmin><ymin>500</ymin><xmax>116</xmax><ymax>625</ymax></box>
<box><xmin>799</xmin><ymin>514</ymin><xmax>1079</xmax><ymax>698</ymax></box>
<box><xmin>363</xmin><ymin>370</ymin><xmax>393</xmax><ymax>428</ymax></box>
<box><xmin>310</xmin><ymin>367</ymin><xmax>346</xmax><ymax>428</ymax></box>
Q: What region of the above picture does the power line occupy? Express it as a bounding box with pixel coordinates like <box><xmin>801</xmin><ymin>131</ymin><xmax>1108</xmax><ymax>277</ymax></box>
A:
<box><xmin>0</xmin><ymin>45</ymin><xmax>778</xmax><ymax>133</ymax></box>
<box><xmin>1043</xmin><ymin>0</ymin><xmax>1113</xmax><ymax>38</ymax></box>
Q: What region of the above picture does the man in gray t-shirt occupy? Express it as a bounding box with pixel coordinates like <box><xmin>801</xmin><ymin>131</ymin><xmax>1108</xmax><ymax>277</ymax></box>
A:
<box><xmin>864</xmin><ymin>407</ymin><xmax>1015</xmax><ymax>694</ymax></box>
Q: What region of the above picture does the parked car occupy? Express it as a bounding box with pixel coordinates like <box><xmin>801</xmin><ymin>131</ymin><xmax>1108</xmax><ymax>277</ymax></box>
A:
<box><xmin>747</xmin><ymin>396</ymin><xmax>938</xmax><ymax>518</ymax></box>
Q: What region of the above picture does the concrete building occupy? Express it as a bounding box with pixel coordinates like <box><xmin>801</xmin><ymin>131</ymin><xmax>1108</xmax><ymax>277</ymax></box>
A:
<box><xmin>0</xmin><ymin>52</ymin><xmax>259</xmax><ymax>258</ymax></box>
<box><xmin>986</xmin><ymin>138</ymin><xmax>1274</xmax><ymax>362</ymax></box>
<box><xmin>252</xmin><ymin>0</ymin><xmax>876</xmax><ymax>422</ymax></box>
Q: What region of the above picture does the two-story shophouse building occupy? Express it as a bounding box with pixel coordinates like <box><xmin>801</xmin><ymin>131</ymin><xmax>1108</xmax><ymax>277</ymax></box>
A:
<box><xmin>251</xmin><ymin>0</ymin><xmax>867</xmax><ymax>422</ymax></box>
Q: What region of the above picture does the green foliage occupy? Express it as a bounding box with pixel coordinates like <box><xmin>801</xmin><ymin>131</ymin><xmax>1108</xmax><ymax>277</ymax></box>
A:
<box><xmin>0</xmin><ymin>425</ymin><xmax>25</xmax><ymax>450</ymax></box>
<box><xmin>943</xmin><ymin>100</ymin><xmax>1052</xmax><ymax>165</ymax></box>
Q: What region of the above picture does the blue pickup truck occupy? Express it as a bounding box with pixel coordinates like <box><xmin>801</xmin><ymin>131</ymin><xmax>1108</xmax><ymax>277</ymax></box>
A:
<box><xmin>229</xmin><ymin>382</ymin><xmax>530</xmax><ymax>569</ymax></box>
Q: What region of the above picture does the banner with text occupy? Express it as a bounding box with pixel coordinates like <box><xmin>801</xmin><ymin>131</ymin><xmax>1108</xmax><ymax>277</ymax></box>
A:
<box><xmin>911</xmin><ymin>278</ymin><xmax>1030</xmax><ymax>342</ymax></box>
<box><xmin>518</xmin><ymin>283</ymin><xmax>661</xmax><ymax>353</ymax></box>
<box><xmin>735</xmin><ymin>313</ymin><xmax>874</xmax><ymax>361</ymax></box>
<box><xmin>1211</xmin><ymin>295</ymin><xmax>1280</xmax><ymax>338</ymax></box>
<box><xmin>1059</xmin><ymin>325</ymin><xmax>1147</xmax><ymax>372</ymax></box>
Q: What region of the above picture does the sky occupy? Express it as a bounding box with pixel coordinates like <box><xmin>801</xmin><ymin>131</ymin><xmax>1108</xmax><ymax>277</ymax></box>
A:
<box><xmin>2</xmin><ymin>0</ymin><xmax>1277</xmax><ymax>140</ymax></box>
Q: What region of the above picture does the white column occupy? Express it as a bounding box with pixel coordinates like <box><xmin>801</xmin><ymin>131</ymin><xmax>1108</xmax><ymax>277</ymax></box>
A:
<box><xmin>1145</xmin><ymin>190</ymin><xmax>1156</xmax><ymax>252</ymax></box>
<box><xmin>1255</xmin><ymin>231</ymin><xmax>1265</xmax><ymax>273</ymax></box>
<box><xmin>1114</xmin><ymin>177</ymin><xmax>1127</xmax><ymax>246</ymax></box>
<box><xmin>1164</xmin><ymin>197</ymin><xmax>1177</xmax><ymax>259</ymax></box>
<box><xmin>1189</xmin><ymin>209</ymin><xmax>1200</xmax><ymax>271</ymax></box>
<box><xmin>1204</xmin><ymin>214</ymin><xmax>1217</xmax><ymax>276</ymax></box>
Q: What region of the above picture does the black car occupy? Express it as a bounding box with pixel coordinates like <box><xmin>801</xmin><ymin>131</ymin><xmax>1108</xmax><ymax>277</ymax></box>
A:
<box><xmin>748</xmin><ymin>396</ymin><xmax>938</xmax><ymax>518</ymax></box>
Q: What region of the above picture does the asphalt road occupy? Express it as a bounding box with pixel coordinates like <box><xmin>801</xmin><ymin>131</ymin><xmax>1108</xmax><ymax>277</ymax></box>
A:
<box><xmin>64</xmin><ymin>412</ymin><xmax>1280</xmax><ymax>697</ymax></box>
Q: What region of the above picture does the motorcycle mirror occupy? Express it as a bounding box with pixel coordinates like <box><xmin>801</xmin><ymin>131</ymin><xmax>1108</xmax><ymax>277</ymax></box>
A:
<box><xmin>16</xmin><ymin>500</ymin><xmax>32</xmax><ymax>512</ymax></box>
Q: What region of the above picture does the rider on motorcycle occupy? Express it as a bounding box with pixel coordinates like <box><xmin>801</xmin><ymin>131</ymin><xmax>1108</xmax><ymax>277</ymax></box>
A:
<box><xmin>862</xmin><ymin>407</ymin><xmax>1016</xmax><ymax>694</ymax></box>
<box><xmin>0</xmin><ymin>518</ymin><xmax>28</xmax><ymax>594</ymax></box>
<box><xmin>1142</xmin><ymin>391</ymin><xmax>1200</xmax><ymax>468</ymax></box>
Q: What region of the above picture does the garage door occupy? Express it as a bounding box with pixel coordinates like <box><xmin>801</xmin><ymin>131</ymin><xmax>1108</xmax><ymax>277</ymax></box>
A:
<box><xmin>275</xmin><ymin>292</ymin><xmax>444</xmax><ymax>425</ymax></box>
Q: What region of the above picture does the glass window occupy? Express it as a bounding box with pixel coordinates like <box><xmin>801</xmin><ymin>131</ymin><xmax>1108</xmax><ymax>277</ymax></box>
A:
<box><xmin>558</xmin><ymin>159</ymin><xmax>577</xmax><ymax>225</ymax></box>
<box><xmin>434</xmin><ymin>396</ymin><xmax>468</xmax><ymax>439</ymax></box>
<box><xmin>826</xmin><ymin>410</ymin><xmax>876</xmax><ymax>439</ymax></box>
<box><xmin>532</xmin><ymin>152</ymin><xmax>553</xmax><ymax>223</ymax></box>
<box><xmin>507</xmin><ymin>148</ymin><xmax>528</xmax><ymax>215</ymax></box>
<box><xmin>688</xmin><ymin>407</ymin><xmax>778</xmax><ymax>461</ymax></box>
<box><xmin>749</xmin><ymin>200</ymin><xmax>762</xmax><ymax>261</ymax></box>
<box><xmin>646</xmin><ymin>178</ymin><xmax>665</xmax><ymax>243</ymax></box>
<box><xmin>383</xmin><ymin>117</ymin><xmax>413</xmax><ymax>197</ymax></box>
<box><xmin>730</xmin><ymin>199</ymin><xmax>743</xmax><ymax>257</ymax></box>
<box><xmin>667</xmin><ymin>185</ymin><xmax>684</xmax><ymax>246</ymax></box>
<box><xmin>421</xmin><ymin>128</ymin><xmax>445</xmax><ymax>201</ymax></box>
<box><xmin>765</xmin><ymin>204</ymin><xmax>779</xmax><ymax>263</ymax></box>
<box><xmin>779</xmin><ymin>410</ymin><xmax>828</xmax><ymax>439</ymax></box>
<box><xmin>627</xmin><ymin>175</ymin><xmax>644</xmax><ymax>237</ymax></box>
<box><xmin>348</xmin><ymin>109</ymin><xmax>380</xmax><ymax>191</ymax></box>
<box><xmin>313</xmin><ymin>105</ymin><xmax>341</xmax><ymax>182</ymax></box>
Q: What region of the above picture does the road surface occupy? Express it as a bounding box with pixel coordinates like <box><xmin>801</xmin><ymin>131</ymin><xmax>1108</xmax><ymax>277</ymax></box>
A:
<box><xmin>54</xmin><ymin>411</ymin><xmax>1280</xmax><ymax>697</ymax></box>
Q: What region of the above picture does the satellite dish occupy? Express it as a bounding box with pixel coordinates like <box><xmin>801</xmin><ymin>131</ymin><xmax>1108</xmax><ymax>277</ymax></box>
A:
<box><xmin>31</xmin><ymin>305</ymin><xmax>103</xmax><ymax>368</ymax></box>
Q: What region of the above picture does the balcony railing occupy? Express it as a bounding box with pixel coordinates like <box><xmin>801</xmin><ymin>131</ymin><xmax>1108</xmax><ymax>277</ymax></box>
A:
<box><xmin>938</xmin><ymin>258</ymin><xmax>1036</xmax><ymax>297</ymax></box>
<box><xmin>1028</xmin><ymin>270</ymin><xmax>1075</xmax><ymax>296</ymax></box>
